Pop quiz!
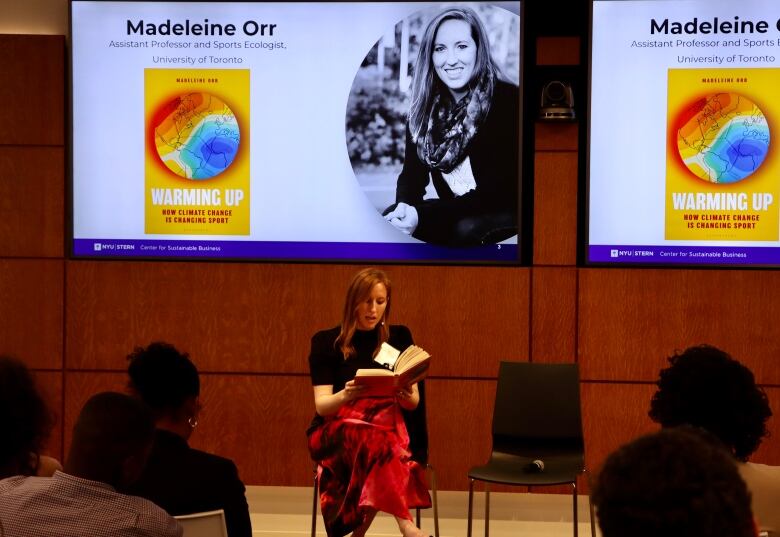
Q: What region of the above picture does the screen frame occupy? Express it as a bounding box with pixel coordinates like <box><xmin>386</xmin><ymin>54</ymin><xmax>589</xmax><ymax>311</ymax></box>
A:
<box><xmin>66</xmin><ymin>0</ymin><xmax>528</xmax><ymax>266</ymax></box>
<box><xmin>584</xmin><ymin>0</ymin><xmax>780</xmax><ymax>269</ymax></box>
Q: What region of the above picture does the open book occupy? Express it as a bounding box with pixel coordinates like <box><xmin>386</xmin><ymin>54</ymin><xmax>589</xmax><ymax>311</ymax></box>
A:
<box><xmin>354</xmin><ymin>344</ymin><xmax>431</xmax><ymax>398</ymax></box>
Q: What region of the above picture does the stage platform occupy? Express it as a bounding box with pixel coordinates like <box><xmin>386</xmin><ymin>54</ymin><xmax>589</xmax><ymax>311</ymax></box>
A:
<box><xmin>246</xmin><ymin>486</ymin><xmax>598</xmax><ymax>537</ymax></box>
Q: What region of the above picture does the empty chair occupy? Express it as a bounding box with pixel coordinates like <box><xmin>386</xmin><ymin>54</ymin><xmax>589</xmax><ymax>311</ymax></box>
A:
<box><xmin>175</xmin><ymin>509</ymin><xmax>228</xmax><ymax>537</ymax></box>
<box><xmin>467</xmin><ymin>362</ymin><xmax>594</xmax><ymax>537</ymax></box>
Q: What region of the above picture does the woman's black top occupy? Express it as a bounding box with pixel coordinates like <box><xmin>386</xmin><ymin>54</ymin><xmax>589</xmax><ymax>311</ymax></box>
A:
<box><xmin>307</xmin><ymin>324</ymin><xmax>413</xmax><ymax>433</ymax></box>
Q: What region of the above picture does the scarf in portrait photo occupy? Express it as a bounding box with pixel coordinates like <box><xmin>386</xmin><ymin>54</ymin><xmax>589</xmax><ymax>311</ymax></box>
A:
<box><xmin>416</xmin><ymin>71</ymin><xmax>494</xmax><ymax>173</ymax></box>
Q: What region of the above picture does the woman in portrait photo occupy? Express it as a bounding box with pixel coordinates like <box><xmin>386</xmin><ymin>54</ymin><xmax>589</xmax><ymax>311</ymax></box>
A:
<box><xmin>383</xmin><ymin>6</ymin><xmax>519</xmax><ymax>247</ymax></box>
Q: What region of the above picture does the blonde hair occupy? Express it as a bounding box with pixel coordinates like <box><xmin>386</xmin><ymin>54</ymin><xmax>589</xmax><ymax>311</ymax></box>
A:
<box><xmin>335</xmin><ymin>268</ymin><xmax>391</xmax><ymax>359</ymax></box>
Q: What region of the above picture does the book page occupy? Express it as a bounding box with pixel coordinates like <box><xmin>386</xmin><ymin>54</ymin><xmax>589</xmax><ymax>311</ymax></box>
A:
<box><xmin>396</xmin><ymin>358</ymin><xmax>430</xmax><ymax>387</ymax></box>
<box><xmin>395</xmin><ymin>345</ymin><xmax>430</xmax><ymax>374</ymax></box>
<box><xmin>354</xmin><ymin>345</ymin><xmax>430</xmax><ymax>395</ymax></box>
<box><xmin>355</xmin><ymin>368</ymin><xmax>394</xmax><ymax>377</ymax></box>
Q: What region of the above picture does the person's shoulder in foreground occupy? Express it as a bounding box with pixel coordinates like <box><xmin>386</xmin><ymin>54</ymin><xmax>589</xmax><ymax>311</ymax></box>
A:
<box><xmin>592</xmin><ymin>426</ymin><xmax>757</xmax><ymax>537</ymax></box>
<box><xmin>739</xmin><ymin>461</ymin><xmax>780</xmax><ymax>534</ymax></box>
<box><xmin>139</xmin><ymin>429</ymin><xmax>245</xmax><ymax>499</ymax></box>
<box><xmin>136</xmin><ymin>436</ymin><xmax>249</xmax><ymax>536</ymax></box>
<box><xmin>0</xmin><ymin>470</ymin><xmax>181</xmax><ymax>536</ymax></box>
<box><xmin>649</xmin><ymin>344</ymin><xmax>775</xmax><ymax>532</ymax></box>
<box><xmin>0</xmin><ymin>391</ymin><xmax>181</xmax><ymax>537</ymax></box>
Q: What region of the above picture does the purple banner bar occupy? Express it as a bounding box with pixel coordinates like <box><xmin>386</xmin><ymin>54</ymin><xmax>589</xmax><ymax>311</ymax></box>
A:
<box><xmin>589</xmin><ymin>245</ymin><xmax>780</xmax><ymax>266</ymax></box>
<box><xmin>73</xmin><ymin>238</ymin><xmax>519</xmax><ymax>263</ymax></box>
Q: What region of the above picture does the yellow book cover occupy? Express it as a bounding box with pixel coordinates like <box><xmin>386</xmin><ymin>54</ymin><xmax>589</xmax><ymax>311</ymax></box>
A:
<box><xmin>145</xmin><ymin>69</ymin><xmax>250</xmax><ymax>235</ymax></box>
<box><xmin>666</xmin><ymin>68</ymin><xmax>777</xmax><ymax>241</ymax></box>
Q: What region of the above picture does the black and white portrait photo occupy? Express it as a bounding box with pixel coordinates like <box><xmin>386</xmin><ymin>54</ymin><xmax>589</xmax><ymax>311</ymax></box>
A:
<box><xmin>346</xmin><ymin>2</ymin><xmax>521</xmax><ymax>248</ymax></box>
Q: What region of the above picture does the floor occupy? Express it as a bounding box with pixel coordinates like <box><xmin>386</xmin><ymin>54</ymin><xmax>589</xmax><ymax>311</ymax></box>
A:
<box><xmin>246</xmin><ymin>486</ymin><xmax>600</xmax><ymax>537</ymax></box>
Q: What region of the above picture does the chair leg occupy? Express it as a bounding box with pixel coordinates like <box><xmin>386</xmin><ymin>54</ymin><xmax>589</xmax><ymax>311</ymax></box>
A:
<box><xmin>415</xmin><ymin>464</ymin><xmax>440</xmax><ymax>537</ymax></box>
<box><xmin>572</xmin><ymin>481</ymin><xmax>578</xmax><ymax>537</ymax></box>
<box><xmin>467</xmin><ymin>479</ymin><xmax>475</xmax><ymax>537</ymax></box>
<box><xmin>429</xmin><ymin>463</ymin><xmax>440</xmax><ymax>537</ymax></box>
<box><xmin>588</xmin><ymin>490</ymin><xmax>596</xmax><ymax>537</ymax></box>
<box><xmin>484</xmin><ymin>484</ymin><xmax>491</xmax><ymax>537</ymax></box>
<box><xmin>311</xmin><ymin>469</ymin><xmax>319</xmax><ymax>537</ymax></box>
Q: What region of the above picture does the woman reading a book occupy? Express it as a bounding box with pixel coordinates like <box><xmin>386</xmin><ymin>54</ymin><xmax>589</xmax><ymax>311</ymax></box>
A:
<box><xmin>307</xmin><ymin>268</ymin><xmax>431</xmax><ymax>537</ymax></box>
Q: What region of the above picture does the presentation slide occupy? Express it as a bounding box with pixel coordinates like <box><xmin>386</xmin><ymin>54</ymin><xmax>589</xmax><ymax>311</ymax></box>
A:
<box><xmin>71</xmin><ymin>1</ymin><xmax>522</xmax><ymax>263</ymax></box>
<box><xmin>589</xmin><ymin>0</ymin><xmax>780</xmax><ymax>266</ymax></box>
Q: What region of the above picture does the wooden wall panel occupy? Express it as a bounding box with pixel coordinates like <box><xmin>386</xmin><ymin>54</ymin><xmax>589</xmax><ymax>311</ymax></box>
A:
<box><xmin>0</xmin><ymin>259</ymin><xmax>63</xmax><ymax>369</ymax></box>
<box><xmin>0</xmin><ymin>2</ymin><xmax>69</xmax><ymax>35</ymax></box>
<box><xmin>66</xmin><ymin>262</ymin><xmax>530</xmax><ymax>378</ymax></box>
<box><xmin>537</xmin><ymin>37</ymin><xmax>580</xmax><ymax>66</ymax></box>
<box><xmin>64</xmin><ymin>372</ymin><xmax>314</xmax><ymax>486</ymax></box>
<box><xmin>195</xmin><ymin>375</ymin><xmax>313</xmax><ymax>486</ymax></box>
<box><xmin>60</xmin><ymin>363</ymin><xmax>780</xmax><ymax>490</ymax></box>
<box><xmin>61</xmin><ymin>373</ymin><xmax>522</xmax><ymax>489</ymax></box>
<box><xmin>0</xmin><ymin>147</ymin><xmax>64</xmax><ymax>257</ymax></box>
<box><xmin>390</xmin><ymin>266</ymin><xmax>530</xmax><ymax>378</ymax></box>
<box><xmin>533</xmin><ymin>151</ymin><xmax>578</xmax><ymax>266</ymax></box>
<box><xmin>531</xmin><ymin>267</ymin><xmax>577</xmax><ymax>362</ymax></box>
<box><xmin>426</xmin><ymin>378</ymin><xmax>511</xmax><ymax>491</ymax></box>
<box><xmin>535</xmin><ymin>123</ymin><xmax>578</xmax><ymax>152</ymax></box>
<box><xmin>65</xmin><ymin>261</ymin><xmax>357</xmax><ymax>372</ymax></box>
<box><xmin>0</xmin><ymin>35</ymin><xmax>64</xmax><ymax>145</ymax></box>
<box><xmin>579</xmin><ymin>269</ymin><xmax>780</xmax><ymax>384</ymax></box>
<box><xmin>582</xmin><ymin>384</ymin><xmax>780</xmax><ymax>493</ymax></box>
<box><xmin>34</xmin><ymin>370</ymin><xmax>63</xmax><ymax>463</ymax></box>
<box><xmin>581</xmin><ymin>382</ymin><xmax>658</xmax><ymax>488</ymax></box>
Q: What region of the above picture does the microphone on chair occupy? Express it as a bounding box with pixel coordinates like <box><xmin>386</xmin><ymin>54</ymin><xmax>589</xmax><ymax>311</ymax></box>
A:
<box><xmin>526</xmin><ymin>459</ymin><xmax>545</xmax><ymax>472</ymax></box>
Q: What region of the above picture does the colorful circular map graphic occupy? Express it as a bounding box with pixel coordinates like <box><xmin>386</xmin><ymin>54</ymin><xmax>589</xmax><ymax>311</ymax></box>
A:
<box><xmin>677</xmin><ymin>93</ymin><xmax>770</xmax><ymax>184</ymax></box>
<box><xmin>153</xmin><ymin>92</ymin><xmax>240</xmax><ymax>180</ymax></box>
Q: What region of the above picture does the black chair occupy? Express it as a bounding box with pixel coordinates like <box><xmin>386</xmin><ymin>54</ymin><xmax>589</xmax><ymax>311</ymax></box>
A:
<box><xmin>466</xmin><ymin>362</ymin><xmax>595</xmax><ymax>537</ymax></box>
<box><xmin>310</xmin><ymin>380</ymin><xmax>439</xmax><ymax>537</ymax></box>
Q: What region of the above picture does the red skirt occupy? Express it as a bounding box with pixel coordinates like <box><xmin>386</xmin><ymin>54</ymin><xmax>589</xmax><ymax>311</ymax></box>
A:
<box><xmin>308</xmin><ymin>397</ymin><xmax>431</xmax><ymax>537</ymax></box>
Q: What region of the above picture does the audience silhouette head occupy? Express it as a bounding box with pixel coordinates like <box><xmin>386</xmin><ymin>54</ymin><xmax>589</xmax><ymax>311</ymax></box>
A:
<box><xmin>123</xmin><ymin>341</ymin><xmax>252</xmax><ymax>537</ymax></box>
<box><xmin>0</xmin><ymin>355</ymin><xmax>56</xmax><ymax>478</ymax></box>
<box><xmin>649</xmin><ymin>344</ymin><xmax>771</xmax><ymax>461</ymax></box>
<box><xmin>593</xmin><ymin>426</ymin><xmax>756</xmax><ymax>537</ymax></box>
<box><xmin>0</xmin><ymin>390</ymin><xmax>181</xmax><ymax>537</ymax></box>
<box><xmin>127</xmin><ymin>341</ymin><xmax>201</xmax><ymax>439</ymax></box>
<box><xmin>66</xmin><ymin>391</ymin><xmax>154</xmax><ymax>489</ymax></box>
